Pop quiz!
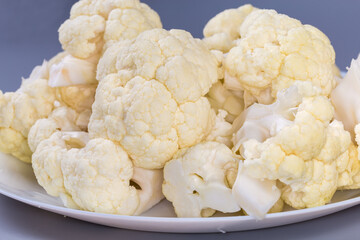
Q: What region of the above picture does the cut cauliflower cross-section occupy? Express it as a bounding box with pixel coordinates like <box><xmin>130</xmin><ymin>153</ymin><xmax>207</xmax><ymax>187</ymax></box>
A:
<box><xmin>204</xmin><ymin>5</ymin><xmax>337</xmax><ymax>107</ymax></box>
<box><xmin>162</xmin><ymin>142</ymin><xmax>240</xmax><ymax>218</ymax></box>
<box><xmin>59</xmin><ymin>0</ymin><xmax>162</xmax><ymax>59</ymax></box>
<box><xmin>235</xmin><ymin>82</ymin><xmax>354</xmax><ymax>209</ymax></box>
<box><xmin>32</xmin><ymin>131</ymin><xmax>164</xmax><ymax>215</ymax></box>
<box><xmin>90</xmin><ymin>29</ymin><xmax>218</xmax><ymax>169</ymax></box>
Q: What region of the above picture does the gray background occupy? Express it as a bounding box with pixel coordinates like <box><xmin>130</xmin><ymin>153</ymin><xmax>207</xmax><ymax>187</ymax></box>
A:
<box><xmin>1</xmin><ymin>0</ymin><xmax>360</xmax><ymax>239</ymax></box>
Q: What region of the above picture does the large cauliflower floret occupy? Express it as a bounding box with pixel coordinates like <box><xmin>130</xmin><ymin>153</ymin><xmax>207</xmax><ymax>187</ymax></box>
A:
<box><xmin>204</xmin><ymin>5</ymin><xmax>337</xmax><ymax>106</ymax></box>
<box><xmin>235</xmin><ymin>83</ymin><xmax>353</xmax><ymax>208</ymax></box>
<box><xmin>32</xmin><ymin>131</ymin><xmax>164</xmax><ymax>215</ymax></box>
<box><xmin>162</xmin><ymin>142</ymin><xmax>240</xmax><ymax>218</ymax></box>
<box><xmin>59</xmin><ymin>0</ymin><xmax>162</xmax><ymax>59</ymax></box>
<box><xmin>89</xmin><ymin>29</ymin><xmax>218</xmax><ymax>169</ymax></box>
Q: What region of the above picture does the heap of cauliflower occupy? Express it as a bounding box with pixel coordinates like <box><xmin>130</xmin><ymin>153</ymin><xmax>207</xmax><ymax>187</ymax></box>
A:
<box><xmin>1</xmin><ymin>0</ymin><xmax>360</xmax><ymax>220</ymax></box>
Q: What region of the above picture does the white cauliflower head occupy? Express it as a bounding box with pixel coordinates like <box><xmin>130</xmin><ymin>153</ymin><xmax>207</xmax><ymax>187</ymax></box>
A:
<box><xmin>58</xmin><ymin>0</ymin><xmax>162</xmax><ymax>59</ymax></box>
<box><xmin>89</xmin><ymin>29</ymin><xmax>218</xmax><ymax>169</ymax></box>
<box><xmin>204</xmin><ymin>5</ymin><xmax>337</xmax><ymax>106</ymax></box>
<box><xmin>32</xmin><ymin>131</ymin><xmax>163</xmax><ymax>215</ymax></box>
<box><xmin>162</xmin><ymin>142</ymin><xmax>240</xmax><ymax>217</ymax></box>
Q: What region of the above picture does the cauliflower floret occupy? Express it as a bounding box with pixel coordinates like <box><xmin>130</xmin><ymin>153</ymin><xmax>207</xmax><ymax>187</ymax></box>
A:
<box><xmin>235</xmin><ymin>83</ymin><xmax>354</xmax><ymax>209</ymax></box>
<box><xmin>162</xmin><ymin>142</ymin><xmax>240</xmax><ymax>217</ymax></box>
<box><xmin>203</xmin><ymin>4</ymin><xmax>257</xmax><ymax>53</ymax></box>
<box><xmin>59</xmin><ymin>0</ymin><xmax>162</xmax><ymax>59</ymax></box>
<box><xmin>204</xmin><ymin>5</ymin><xmax>336</xmax><ymax>106</ymax></box>
<box><xmin>28</xmin><ymin>107</ymin><xmax>86</xmax><ymax>152</ymax></box>
<box><xmin>0</xmin><ymin>65</ymin><xmax>56</xmax><ymax>162</ymax></box>
<box><xmin>0</xmin><ymin>50</ymin><xmax>99</xmax><ymax>162</ymax></box>
<box><xmin>32</xmin><ymin>131</ymin><xmax>164</xmax><ymax>215</ymax></box>
<box><xmin>89</xmin><ymin>29</ymin><xmax>218</xmax><ymax>169</ymax></box>
<box><xmin>232</xmin><ymin>81</ymin><xmax>320</xmax><ymax>154</ymax></box>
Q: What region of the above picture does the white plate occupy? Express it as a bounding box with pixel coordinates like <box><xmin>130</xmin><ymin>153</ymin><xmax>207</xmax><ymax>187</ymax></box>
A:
<box><xmin>1</xmin><ymin>152</ymin><xmax>360</xmax><ymax>233</ymax></box>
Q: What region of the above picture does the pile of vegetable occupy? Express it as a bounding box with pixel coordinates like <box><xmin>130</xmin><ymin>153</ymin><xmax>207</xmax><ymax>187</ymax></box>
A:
<box><xmin>1</xmin><ymin>0</ymin><xmax>360</xmax><ymax>219</ymax></box>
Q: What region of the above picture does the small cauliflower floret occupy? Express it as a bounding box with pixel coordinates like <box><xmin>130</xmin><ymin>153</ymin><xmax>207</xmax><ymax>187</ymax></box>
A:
<box><xmin>331</xmin><ymin>54</ymin><xmax>360</xmax><ymax>140</ymax></box>
<box><xmin>28</xmin><ymin>107</ymin><xmax>85</xmax><ymax>152</ymax></box>
<box><xmin>32</xmin><ymin>131</ymin><xmax>164</xmax><ymax>215</ymax></box>
<box><xmin>0</xmin><ymin>63</ymin><xmax>56</xmax><ymax>162</ymax></box>
<box><xmin>89</xmin><ymin>29</ymin><xmax>218</xmax><ymax>169</ymax></box>
<box><xmin>204</xmin><ymin>5</ymin><xmax>337</xmax><ymax>106</ymax></box>
<box><xmin>162</xmin><ymin>142</ymin><xmax>240</xmax><ymax>218</ymax></box>
<box><xmin>237</xmin><ymin>84</ymin><xmax>353</xmax><ymax>208</ymax></box>
<box><xmin>232</xmin><ymin>81</ymin><xmax>320</xmax><ymax>155</ymax></box>
<box><xmin>61</xmin><ymin>136</ymin><xmax>139</xmax><ymax>215</ymax></box>
<box><xmin>31</xmin><ymin>132</ymin><xmax>87</xmax><ymax>209</ymax></box>
<box><xmin>59</xmin><ymin>0</ymin><xmax>162</xmax><ymax>59</ymax></box>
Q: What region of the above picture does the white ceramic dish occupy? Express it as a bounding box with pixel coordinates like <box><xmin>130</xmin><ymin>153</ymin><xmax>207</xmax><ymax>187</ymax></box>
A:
<box><xmin>1</xmin><ymin>152</ymin><xmax>360</xmax><ymax>233</ymax></box>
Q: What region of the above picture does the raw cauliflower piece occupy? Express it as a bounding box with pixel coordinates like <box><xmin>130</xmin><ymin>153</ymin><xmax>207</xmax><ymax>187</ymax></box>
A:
<box><xmin>204</xmin><ymin>5</ymin><xmax>337</xmax><ymax>106</ymax></box>
<box><xmin>232</xmin><ymin>81</ymin><xmax>320</xmax><ymax>155</ymax></box>
<box><xmin>162</xmin><ymin>142</ymin><xmax>240</xmax><ymax>218</ymax></box>
<box><xmin>331</xmin><ymin>54</ymin><xmax>360</xmax><ymax>139</ymax></box>
<box><xmin>237</xmin><ymin>83</ymin><xmax>353</xmax><ymax>208</ymax></box>
<box><xmin>59</xmin><ymin>0</ymin><xmax>162</xmax><ymax>59</ymax></box>
<box><xmin>28</xmin><ymin>106</ymin><xmax>86</xmax><ymax>152</ymax></box>
<box><xmin>32</xmin><ymin>131</ymin><xmax>164</xmax><ymax>215</ymax></box>
<box><xmin>0</xmin><ymin>65</ymin><xmax>56</xmax><ymax>162</ymax></box>
<box><xmin>203</xmin><ymin>4</ymin><xmax>257</xmax><ymax>53</ymax></box>
<box><xmin>89</xmin><ymin>29</ymin><xmax>218</xmax><ymax>169</ymax></box>
<box><xmin>0</xmin><ymin>50</ymin><xmax>98</xmax><ymax>162</ymax></box>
